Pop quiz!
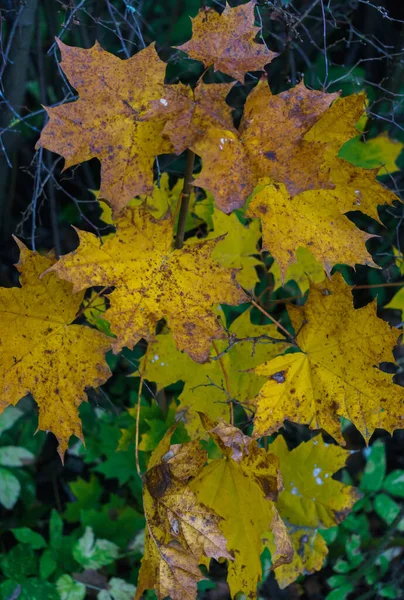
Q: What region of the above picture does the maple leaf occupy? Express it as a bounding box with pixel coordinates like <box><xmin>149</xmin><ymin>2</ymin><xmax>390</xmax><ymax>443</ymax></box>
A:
<box><xmin>0</xmin><ymin>241</ymin><xmax>111</xmax><ymax>458</ymax></box>
<box><xmin>49</xmin><ymin>206</ymin><xmax>247</xmax><ymax>362</ymax></box>
<box><xmin>136</xmin><ymin>428</ymin><xmax>231</xmax><ymax>600</ymax></box>
<box><xmin>141</xmin><ymin>309</ymin><xmax>290</xmax><ymax>435</ymax></box>
<box><xmin>253</xmin><ymin>274</ymin><xmax>403</xmax><ymax>444</ymax></box>
<box><xmin>339</xmin><ymin>132</ymin><xmax>404</xmax><ymax>176</ymax></box>
<box><xmin>269</xmin><ymin>247</ymin><xmax>325</xmax><ymax>295</ymax></box>
<box><xmin>146</xmin><ymin>81</ymin><xmax>237</xmax><ymax>154</ymax></box>
<box><xmin>207</xmin><ymin>207</ymin><xmax>263</xmax><ymax>290</ymax></box>
<box><xmin>305</xmin><ymin>94</ymin><xmax>401</xmax><ymax>221</ymax></box>
<box><xmin>99</xmin><ymin>173</ymin><xmax>214</xmax><ymax>233</ymax></box>
<box><xmin>177</xmin><ymin>1</ymin><xmax>277</xmax><ymax>83</ymax></box>
<box><xmin>190</xmin><ymin>414</ymin><xmax>293</xmax><ymax>598</ymax></box>
<box><xmin>268</xmin><ymin>435</ymin><xmax>359</xmax><ymax>588</ymax></box>
<box><xmin>192</xmin><ymin>81</ymin><xmax>339</xmax><ymax>211</ymax></box>
<box><xmin>247</xmin><ymin>183</ymin><xmax>375</xmax><ymax>277</ymax></box>
<box><xmin>36</xmin><ymin>40</ymin><xmax>175</xmax><ymax>215</ymax></box>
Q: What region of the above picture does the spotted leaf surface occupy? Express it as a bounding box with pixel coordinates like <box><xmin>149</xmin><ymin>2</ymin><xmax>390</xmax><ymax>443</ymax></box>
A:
<box><xmin>0</xmin><ymin>242</ymin><xmax>111</xmax><ymax>457</ymax></box>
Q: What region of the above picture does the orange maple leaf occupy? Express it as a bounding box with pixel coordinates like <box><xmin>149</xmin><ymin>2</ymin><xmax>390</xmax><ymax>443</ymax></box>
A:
<box><xmin>36</xmin><ymin>40</ymin><xmax>174</xmax><ymax>215</ymax></box>
<box><xmin>178</xmin><ymin>1</ymin><xmax>278</xmax><ymax>83</ymax></box>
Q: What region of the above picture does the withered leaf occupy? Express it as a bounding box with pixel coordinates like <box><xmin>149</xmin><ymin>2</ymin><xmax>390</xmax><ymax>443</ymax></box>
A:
<box><xmin>136</xmin><ymin>429</ymin><xmax>231</xmax><ymax>600</ymax></box>
<box><xmin>178</xmin><ymin>1</ymin><xmax>277</xmax><ymax>83</ymax></box>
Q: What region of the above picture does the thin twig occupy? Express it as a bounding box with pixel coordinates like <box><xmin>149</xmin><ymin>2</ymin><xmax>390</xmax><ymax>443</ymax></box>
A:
<box><xmin>175</xmin><ymin>150</ymin><xmax>195</xmax><ymax>249</ymax></box>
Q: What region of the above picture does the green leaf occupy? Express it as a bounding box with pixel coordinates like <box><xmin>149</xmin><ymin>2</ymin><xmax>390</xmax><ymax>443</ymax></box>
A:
<box><xmin>325</xmin><ymin>583</ymin><xmax>355</xmax><ymax>600</ymax></box>
<box><xmin>12</xmin><ymin>527</ymin><xmax>46</xmax><ymax>549</ymax></box>
<box><xmin>64</xmin><ymin>475</ymin><xmax>103</xmax><ymax>522</ymax></box>
<box><xmin>0</xmin><ymin>467</ymin><xmax>21</xmax><ymax>509</ymax></box>
<box><xmin>50</xmin><ymin>509</ymin><xmax>64</xmax><ymax>549</ymax></box>
<box><xmin>80</xmin><ymin>497</ymin><xmax>144</xmax><ymax>548</ymax></box>
<box><xmin>0</xmin><ymin>406</ymin><xmax>23</xmax><ymax>437</ymax></box>
<box><xmin>320</xmin><ymin>526</ymin><xmax>339</xmax><ymax>545</ymax></box>
<box><xmin>0</xmin><ymin>544</ymin><xmax>36</xmax><ymax>579</ymax></box>
<box><xmin>73</xmin><ymin>527</ymin><xmax>119</xmax><ymax>570</ymax></box>
<box><xmin>379</xmin><ymin>583</ymin><xmax>398</xmax><ymax>599</ymax></box>
<box><xmin>374</xmin><ymin>493</ymin><xmax>401</xmax><ymax>525</ymax></box>
<box><xmin>327</xmin><ymin>575</ymin><xmax>349</xmax><ymax>589</ymax></box>
<box><xmin>97</xmin><ymin>578</ymin><xmax>137</xmax><ymax>600</ymax></box>
<box><xmin>39</xmin><ymin>549</ymin><xmax>58</xmax><ymax>579</ymax></box>
<box><xmin>383</xmin><ymin>470</ymin><xmax>404</xmax><ymax>498</ymax></box>
<box><xmin>0</xmin><ymin>579</ymin><xmax>59</xmax><ymax>600</ymax></box>
<box><xmin>360</xmin><ymin>441</ymin><xmax>386</xmax><ymax>493</ymax></box>
<box><xmin>333</xmin><ymin>559</ymin><xmax>353</xmax><ymax>574</ymax></box>
<box><xmin>57</xmin><ymin>575</ymin><xmax>86</xmax><ymax>600</ymax></box>
<box><xmin>0</xmin><ymin>446</ymin><xmax>35</xmax><ymax>467</ymax></box>
<box><xmin>365</xmin><ymin>565</ymin><xmax>380</xmax><ymax>585</ymax></box>
<box><xmin>345</xmin><ymin>534</ymin><xmax>363</xmax><ymax>567</ymax></box>
<box><xmin>95</xmin><ymin>447</ymin><xmax>140</xmax><ymax>486</ymax></box>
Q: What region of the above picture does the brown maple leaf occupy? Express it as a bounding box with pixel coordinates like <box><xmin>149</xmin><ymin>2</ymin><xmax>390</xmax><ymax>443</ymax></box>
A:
<box><xmin>178</xmin><ymin>1</ymin><xmax>278</xmax><ymax>83</ymax></box>
<box><xmin>36</xmin><ymin>40</ymin><xmax>175</xmax><ymax>215</ymax></box>
<box><xmin>192</xmin><ymin>80</ymin><xmax>338</xmax><ymax>212</ymax></box>
<box><xmin>136</xmin><ymin>430</ymin><xmax>231</xmax><ymax>600</ymax></box>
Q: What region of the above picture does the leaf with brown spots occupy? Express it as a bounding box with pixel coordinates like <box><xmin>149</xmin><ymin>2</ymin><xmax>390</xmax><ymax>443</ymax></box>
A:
<box><xmin>136</xmin><ymin>428</ymin><xmax>231</xmax><ymax>600</ymax></box>
<box><xmin>190</xmin><ymin>414</ymin><xmax>293</xmax><ymax>598</ymax></box>
<box><xmin>253</xmin><ymin>274</ymin><xmax>403</xmax><ymax>444</ymax></box>
<box><xmin>140</xmin><ymin>309</ymin><xmax>290</xmax><ymax>436</ymax></box>
<box><xmin>36</xmin><ymin>40</ymin><xmax>175</xmax><ymax>216</ymax></box>
<box><xmin>246</xmin><ymin>182</ymin><xmax>376</xmax><ymax>277</ymax></box>
<box><xmin>48</xmin><ymin>206</ymin><xmax>247</xmax><ymax>363</ymax></box>
<box><xmin>268</xmin><ymin>434</ymin><xmax>359</xmax><ymax>588</ymax></box>
<box><xmin>146</xmin><ymin>81</ymin><xmax>237</xmax><ymax>154</ymax></box>
<box><xmin>177</xmin><ymin>1</ymin><xmax>278</xmax><ymax>83</ymax></box>
<box><xmin>0</xmin><ymin>241</ymin><xmax>111</xmax><ymax>459</ymax></box>
<box><xmin>192</xmin><ymin>81</ymin><xmax>339</xmax><ymax>211</ymax></box>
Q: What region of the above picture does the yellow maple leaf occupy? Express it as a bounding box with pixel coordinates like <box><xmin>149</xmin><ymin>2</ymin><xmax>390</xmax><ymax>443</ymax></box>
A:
<box><xmin>141</xmin><ymin>309</ymin><xmax>290</xmax><ymax>435</ymax></box>
<box><xmin>177</xmin><ymin>1</ymin><xmax>277</xmax><ymax>83</ymax></box>
<box><xmin>268</xmin><ymin>435</ymin><xmax>359</xmax><ymax>588</ymax></box>
<box><xmin>0</xmin><ymin>241</ymin><xmax>111</xmax><ymax>458</ymax></box>
<box><xmin>207</xmin><ymin>208</ymin><xmax>262</xmax><ymax>290</ymax></box>
<box><xmin>190</xmin><ymin>415</ymin><xmax>293</xmax><ymax>598</ymax></box>
<box><xmin>253</xmin><ymin>274</ymin><xmax>403</xmax><ymax>444</ymax></box>
<box><xmin>36</xmin><ymin>40</ymin><xmax>174</xmax><ymax>215</ymax></box>
<box><xmin>136</xmin><ymin>429</ymin><xmax>231</xmax><ymax>600</ymax></box>
<box><xmin>269</xmin><ymin>247</ymin><xmax>325</xmax><ymax>295</ymax></box>
<box><xmin>99</xmin><ymin>173</ymin><xmax>214</xmax><ymax>233</ymax></box>
<box><xmin>247</xmin><ymin>183</ymin><xmax>375</xmax><ymax>277</ymax></box>
<box><xmin>49</xmin><ymin>206</ymin><xmax>247</xmax><ymax>362</ymax></box>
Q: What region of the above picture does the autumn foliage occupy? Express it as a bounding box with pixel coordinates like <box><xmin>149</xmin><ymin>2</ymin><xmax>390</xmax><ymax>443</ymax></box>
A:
<box><xmin>1</xmin><ymin>1</ymin><xmax>403</xmax><ymax>598</ymax></box>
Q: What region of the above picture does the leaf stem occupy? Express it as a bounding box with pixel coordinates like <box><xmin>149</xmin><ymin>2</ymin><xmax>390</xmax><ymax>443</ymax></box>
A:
<box><xmin>250</xmin><ymin>298</ymin><xmax>294</xmax><ymax>341</ymax></box>
<box><xmin>175</xmin><ymin>149</ymin><xmax>195</xmax><ymax>249</ymax></box>
<box><xmin>212</xmin><ymin>340</ymin><xmax>234</xmax><ymax>425</ymax></box>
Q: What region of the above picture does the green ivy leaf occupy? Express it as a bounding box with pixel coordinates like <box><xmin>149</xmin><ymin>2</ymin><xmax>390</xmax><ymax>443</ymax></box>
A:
<box><xmin>57</xmin><ymin>574</ymin><xmax>86</xmax><ymax>600</ymax></box>
<box><xmin>0</xmin><ymin>406</ymin><xmax>23</xmax><ymax>437</ymax></box>
<box><xmin>374</xmin><ymin>493</ymin><xmax>401</xmax><ymax>525</ymax></box>
<box><xmin>97</xmin><ymin>578</ymin><xmax>137</xmax><ymax>600</ymax></box>
<box><xmin>73</xmin><ymin>527</ymin><xmax>119</xmax><ymax>570</ymax></box>
<box><xmin>0</xmin><ymin>467</ymin><xmax>20</xmax><ymax>509</ymax></box>
<box><xmin>0</xmin><ymin>446</ymin><xmax>35</xmax><ymax>467</ymax></box>
<box><xmin>383</xmin><ymin>470</ymin><xmax>404</xmax><ymax>498</ymax></box>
